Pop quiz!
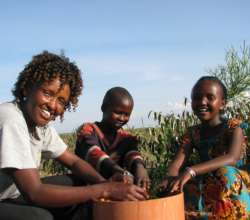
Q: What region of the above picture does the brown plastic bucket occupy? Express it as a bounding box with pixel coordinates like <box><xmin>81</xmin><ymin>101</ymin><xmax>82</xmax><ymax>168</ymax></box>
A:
<box><xmin>93</xmin><ymin>192</ymin><xmax>185</xmax><ymax>220</ymax></box>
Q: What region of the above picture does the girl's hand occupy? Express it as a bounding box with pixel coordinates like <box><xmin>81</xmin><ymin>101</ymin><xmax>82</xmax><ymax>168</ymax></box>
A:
<box><xmin>159</xmin><ymin>179</ymin><xmax>168</xmax><ymax>189</ymax></box>
<box><xmin>158</xmin><ymin>176</ymin><xmax>178</xmax><ymax>196</ymax></box>
<box><xmin>170</xmin><ymin>170</ymin><xmax>192</xmax><ymax>193</ymax></box>
<box><xmin>134</xmin><ymin>164</ymin><xmax>150</xmax><ymax>190</ymax></box>
<box><xmin>102</xmin><ymin>182</ymin><xmax>149</xmax><ymax>201</ymax></box>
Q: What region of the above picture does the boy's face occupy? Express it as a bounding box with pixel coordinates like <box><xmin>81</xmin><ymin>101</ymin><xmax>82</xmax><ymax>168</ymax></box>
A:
<box><xmin>23</xmin><ymin>77</ymin><xmax>70</xmax><ymax>127</ymax></box>
<box><xmin>191</xmin><ymin>80</ymin><xmax>225</xmax><ymax>125</ymax></box>
<box><xmin>102</xmin><ymin>97</ymin><xmax>133</xmax><ymax>130</ymax></box>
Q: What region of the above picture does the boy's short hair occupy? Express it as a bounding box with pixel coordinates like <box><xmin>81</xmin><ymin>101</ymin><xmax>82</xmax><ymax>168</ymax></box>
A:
<box><xmin>12</xmin><ymin>51</ymin><xmax>83</xmax><ymax>111</ymax></box>
<box><xmin>101</xmin><ymin>87</ymin><xmax>134</xmax><ymax>112</ymax></box>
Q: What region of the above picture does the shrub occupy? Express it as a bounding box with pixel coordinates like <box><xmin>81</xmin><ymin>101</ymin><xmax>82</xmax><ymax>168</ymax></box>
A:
<box><xmin>40</xmin><ymin>132</ymin><xmax>77</xmax><ymax>176</ymax></box>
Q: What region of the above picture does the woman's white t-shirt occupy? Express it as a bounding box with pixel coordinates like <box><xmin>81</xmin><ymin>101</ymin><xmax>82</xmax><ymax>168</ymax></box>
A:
<box><xmin>0</xmin><ymin>102</ymin><xmax>67</xmax><ymax>200</ymax></box>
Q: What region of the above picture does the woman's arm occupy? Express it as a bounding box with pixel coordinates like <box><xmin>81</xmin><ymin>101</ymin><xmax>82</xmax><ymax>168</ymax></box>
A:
<box><xmin>12</xmin><ymin>166</ymin><xmax>148</xmax><ymax>207</ymax></box>
<box><xmin>12</xmin><ymin>168</ymin><xmax>103</xmax><ymax>206</ymax></box>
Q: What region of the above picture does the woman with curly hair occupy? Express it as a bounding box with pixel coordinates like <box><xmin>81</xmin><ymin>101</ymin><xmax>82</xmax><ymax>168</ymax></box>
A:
<box><xmin>0</xmin><ymin>51</ymin><xmax>148</xmax><ymax>220</ymax></box>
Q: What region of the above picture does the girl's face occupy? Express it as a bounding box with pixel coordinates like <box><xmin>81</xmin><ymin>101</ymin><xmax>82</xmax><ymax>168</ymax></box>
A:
<box><xmin>191</xmin><ymin>80</ymin><xmax>225</xmax><ymax>125</ymax></box>
<box><xmin>102</xmin><ymin>98</ymin><xmax>133</xmax><ymax>130</ymax></box>
<box><xmin>23</xmin><ymin>77</ymin><xmax>70</xmax><ymax>127</ymax></box>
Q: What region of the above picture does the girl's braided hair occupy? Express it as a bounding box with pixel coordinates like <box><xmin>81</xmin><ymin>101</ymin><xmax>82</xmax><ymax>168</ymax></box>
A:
<box><xmin>192</xmin><ymin>75</ymin><xmax>227</xmax><ymax>101</ymax></box>
<box><xmin>12</xmin><ymin>51</ymin><xmax>83</xmax><ymax>111</ymax></box>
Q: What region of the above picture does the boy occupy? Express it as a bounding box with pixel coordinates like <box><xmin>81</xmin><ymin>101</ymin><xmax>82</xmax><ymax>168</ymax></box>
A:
<box><xmin>76</xmin><ymin>87</ymin><xmax>149</xmax><ymax>188</ymax></box>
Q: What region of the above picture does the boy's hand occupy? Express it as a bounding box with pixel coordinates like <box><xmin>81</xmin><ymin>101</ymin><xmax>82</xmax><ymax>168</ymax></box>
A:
<box><xmin>134</xmin><ymin>163</ymin><xmax>150</xmax><ymax>190</ymax></box>
<box><xmin>109</xmin><ymin>171</ymin><xmax>134</xmax><ymax>184</ymax></box>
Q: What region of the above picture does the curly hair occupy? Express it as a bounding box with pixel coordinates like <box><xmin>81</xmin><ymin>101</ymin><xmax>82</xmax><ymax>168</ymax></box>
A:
<box><xmin>12</xmin><ymin>51</ymin><xmax>83</xmax><ymax>111</ymax></box>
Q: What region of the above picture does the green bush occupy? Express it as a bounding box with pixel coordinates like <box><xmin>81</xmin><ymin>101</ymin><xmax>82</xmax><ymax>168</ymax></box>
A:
<box><xmin>131</xmin><ymin>101</ymin><xmax>199</xmax><ymax>195</ymax></box>
<box><xmin>40</xmin><ymin>132</ymin><xmax>77</xmax><ymax>176</ymax></box>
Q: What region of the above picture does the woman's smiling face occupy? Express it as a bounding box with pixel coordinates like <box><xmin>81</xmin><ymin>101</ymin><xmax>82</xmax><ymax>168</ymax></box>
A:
<box><xmin>23</xmin><ymin>77</ymin><xmax>70</xmax><ymax>127</ymax></box>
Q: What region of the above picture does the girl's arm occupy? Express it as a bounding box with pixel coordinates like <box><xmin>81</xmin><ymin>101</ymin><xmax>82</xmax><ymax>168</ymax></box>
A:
<box><xmin>167</xmin><ymin>146</ymin><xmax>190</xmax><ymax>176</ymax></box>
<box><xmin>167</xmin><ymin>133</ymin><xmax>193</xmax><ymax>176</ymax></box>
<box><xmin>159</xmin><ymin>132</ymin><xmax>192</xmax><ymax>193</ymax></box>
<box><xmin>169</xmin><ymin>127</ymin><xmax>244</xmax><ymax>193</ymax></box>
<box><xmin>189</xmin><ymin>126</ymin><xmax>243</xmax><ymax>176</ymax></box>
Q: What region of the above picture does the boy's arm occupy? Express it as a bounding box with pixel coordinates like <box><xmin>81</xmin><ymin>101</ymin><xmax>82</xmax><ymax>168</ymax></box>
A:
<box><xmin>75</xmin><ymin>124</ymin><xmax>124</xmax><ymax>178</ymax></box>
<box><xmin>121</xmin><ymin>134</ymin><xmax>149</xmax><ymax>187</ymax></box>
<box><xmin>131</xmin><ymin>162</ymin><xmax>149</xmax><ymax>189</ymax></box>
<box><xmin>122</xmin><ymin>134</ymin><xmax>144</xmax><ymax>171</ymax></box>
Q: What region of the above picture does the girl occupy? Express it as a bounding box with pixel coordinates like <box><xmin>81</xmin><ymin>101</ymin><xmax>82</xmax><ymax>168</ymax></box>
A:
<box><xmin>0</xmin><ymin>52</ymin><xmax>148</xmax><ymax>220</ymax></box>
<box><xmin>162</xmin><ymin>76</ymin><xmax>250</xmax><ymax>219</ymax></box>
<box><xmin>75</xmin><ymin>87</ymin><xmax>150</xmax><ymax>189</ymax></box>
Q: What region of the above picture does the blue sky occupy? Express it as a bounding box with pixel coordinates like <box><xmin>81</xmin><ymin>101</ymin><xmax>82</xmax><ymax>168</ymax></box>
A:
<box><xmin>0</xmin><ymin>1</ymin><xmax>249</xmax><ymax>133</ymax></box>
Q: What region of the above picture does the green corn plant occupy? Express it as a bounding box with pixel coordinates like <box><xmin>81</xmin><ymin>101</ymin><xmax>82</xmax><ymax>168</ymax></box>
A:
<box><xmin>132</xmin><ymin>99</ymin><xmax>199</xmax><ymax>196</ymax></box>
<box><xmin>40</xmin><ymin>131</ymin><xmax>77</xmax><ymax>176</ymax></box>
<box><xmin>208</xmin><ymin>42</ymin><xmax>250</xmax><ymax>159</ymax></box>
